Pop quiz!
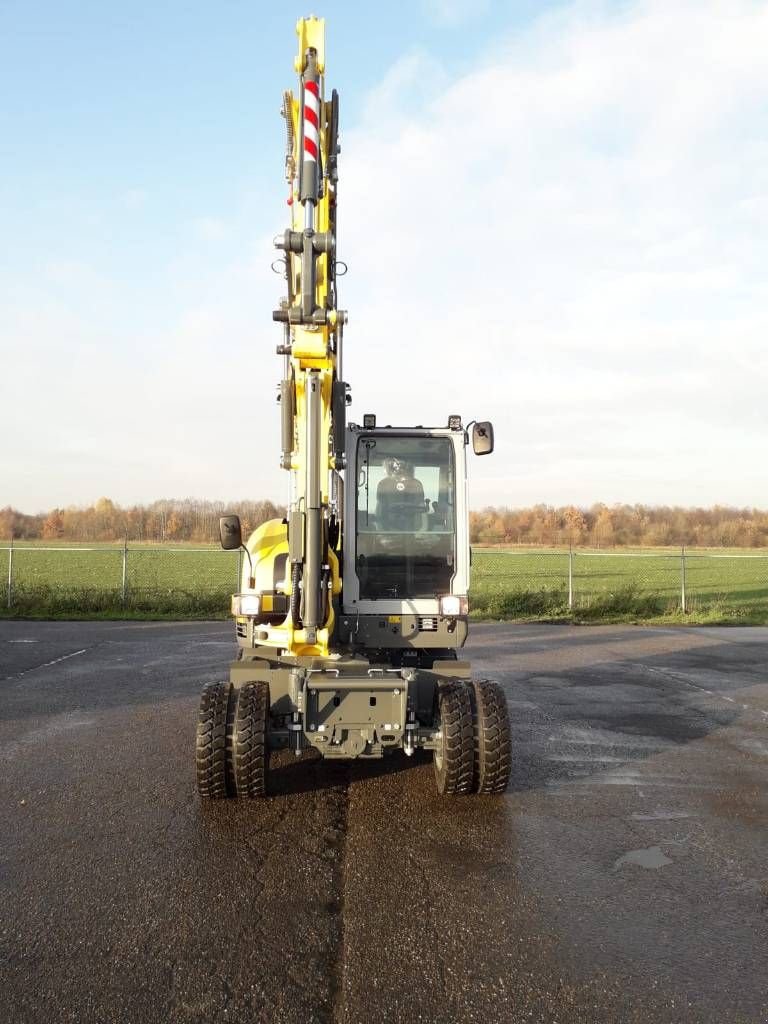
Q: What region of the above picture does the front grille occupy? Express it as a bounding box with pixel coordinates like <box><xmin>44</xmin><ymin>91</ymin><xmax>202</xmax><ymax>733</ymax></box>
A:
<box><xmin>418</xmin><ymin>617</ymin><xmax>438</xmax><ymax>632</ymax></box>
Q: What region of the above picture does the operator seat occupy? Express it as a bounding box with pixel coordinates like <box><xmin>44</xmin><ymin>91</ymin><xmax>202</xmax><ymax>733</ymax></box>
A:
<box><xmin>377</xmin><ymin>460</ymin><xmax>425</xmax><ymax>531</ymax></box>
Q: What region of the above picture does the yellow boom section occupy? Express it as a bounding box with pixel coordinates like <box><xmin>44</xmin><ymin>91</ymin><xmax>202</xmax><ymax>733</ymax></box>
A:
<box><xmin>251</xmin><ymin>16</ymin><xmax>344</xmax><ymax>659</ymax></box>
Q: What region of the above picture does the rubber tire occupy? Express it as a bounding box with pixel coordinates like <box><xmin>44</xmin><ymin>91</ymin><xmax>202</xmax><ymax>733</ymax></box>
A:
<box><xmin>433</xmin><ymin>680</ymin><xmax>474</xmax><ymax>795</ymax></box>
<box><xmin>233</xmin><ymin>681</ymin><xmax>270</xmax><ymax>798</ymax></box>
<box><xmin>472</xmin><ymin>679</ymin><xmax>512</xmax><ymax>794</ymax></box>
<box><xmin>196</xmin><ymin>681</ymin><xmax>233</xmax><ymax>799</ymax></box>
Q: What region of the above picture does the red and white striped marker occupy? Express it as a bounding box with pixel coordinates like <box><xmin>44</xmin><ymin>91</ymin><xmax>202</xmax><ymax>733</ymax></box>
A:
<box><xmin>303</xmin><ymin>79</ymin><xmax>320</xmax><ymax>162</ymax></box>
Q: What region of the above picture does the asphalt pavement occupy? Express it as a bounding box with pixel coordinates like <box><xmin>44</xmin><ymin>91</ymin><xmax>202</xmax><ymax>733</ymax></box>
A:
<box><xmin>1</xmin><ymin>620</ymin><xmax>767</xmax><ymax>1023</ymax></box>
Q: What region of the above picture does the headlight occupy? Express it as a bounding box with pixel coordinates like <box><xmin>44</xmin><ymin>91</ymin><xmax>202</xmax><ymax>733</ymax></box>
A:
<box><xmin>231</xmin><ymin>593</ymin><xmax>261</xmax><ymax>617</ymax></box>
<box><xmin>439</xmin><ymin>595</ymin><xmax>468</xmax><ymax>616</ymax></box>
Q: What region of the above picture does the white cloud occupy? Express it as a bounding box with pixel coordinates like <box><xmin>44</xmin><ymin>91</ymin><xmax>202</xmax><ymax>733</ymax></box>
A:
<box><xmin>0</xmin><ymin>232</ymin><xmax>284</xmax><ymax>510</ymax></box>
<box><xmin>339</xmin><ymin>0</ymin><xmax>768</xmax><ymax>506</ymax></box>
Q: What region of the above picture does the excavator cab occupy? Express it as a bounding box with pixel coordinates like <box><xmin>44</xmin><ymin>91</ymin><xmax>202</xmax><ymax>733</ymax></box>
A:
<box><xmin>337</xmin><ymin>416</ymin><xmax>493</xmax><ymax>659</ymax></box>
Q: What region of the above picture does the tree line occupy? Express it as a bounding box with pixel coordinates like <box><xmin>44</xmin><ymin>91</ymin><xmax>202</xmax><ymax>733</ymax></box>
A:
<box><xmin>0</xmin><ymin>498</ymin><xmax>285</xmax><ymax>543</ymax></box>
<box><xmin>2</xmin><ymin>499</ymin><xmax>768</xmax><ymax>548</ymax></box>
<box><xmin>470</xmin><ymin>504</ymin><xmax>768</xmax><ymax>548</ymax></box>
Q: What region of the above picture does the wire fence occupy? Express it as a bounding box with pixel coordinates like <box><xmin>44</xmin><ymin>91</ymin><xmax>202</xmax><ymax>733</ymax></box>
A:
<box><xmin>0</xmin><ymin>542</ymin><xmax>242</xmax><ymax>613</ymax></box>
<box><xmin>1</xmin><ymin>541</ymin><xmax>768</xmax><ymax>616</ymax></box>
<box><xmin>470</xmin><ymin>547</ymin><xmax>768</xmax><ymax>613</ymax></box>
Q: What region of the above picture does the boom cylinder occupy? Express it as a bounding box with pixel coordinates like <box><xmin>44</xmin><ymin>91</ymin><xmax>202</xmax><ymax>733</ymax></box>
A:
<box><xmin>302</xmin><ymin>233</ymin><xmax>315</xmax><ymax>319</ymax></box>
<box><xmin>280</xmin><ymin>376</ymin><xmax>294</xmax><ymax>470</ymax></box>
<box><xmin>299</xmin><ymin>55</ymin><xmax>320</xmax><ymax>204</ymax></box>
<box><xmin>303</xmin><ymin>371</ymin><xmax>323</xmax><ymax>641</ymax></box>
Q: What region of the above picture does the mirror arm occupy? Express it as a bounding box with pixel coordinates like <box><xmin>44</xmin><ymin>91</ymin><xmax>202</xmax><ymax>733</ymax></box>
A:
<box><xmin>241</xmin><ymin>545</ymin><xmax>255</xmax><ymax>590</ymax></box>
<box><xmin>464</xmin><ymin>419</ymin><xmax>477</xmax><ymax>446</ymax></box>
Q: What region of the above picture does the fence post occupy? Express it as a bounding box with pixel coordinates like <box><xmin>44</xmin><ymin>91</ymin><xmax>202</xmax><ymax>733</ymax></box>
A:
<box><xmin>568</xmin><ymin>544</ymin><xmax>574</xmax><ymax>610</ymax></box>
<box><xmin>6</xmin><ymin>534</ymin><xmax>13</xmax><ymax>609</ymax></box>
<box><xmin>121</xmin><ymin>537</ymin><xmax>128</xmax><ymax>605</ymax></box>
<box><xmin>680</xmin><ymin>545</ymin><xmax>686</xmax><ymax>613</ymax></box>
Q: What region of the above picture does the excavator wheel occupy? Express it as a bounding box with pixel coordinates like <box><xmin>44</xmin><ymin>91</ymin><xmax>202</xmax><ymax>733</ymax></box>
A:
<box><xmin>472</xmin><ymin>679</ymin><xmax>512</xmax><ymax>795</ymax></box>
<box><xmin>196</xmin><ymin>681</ymin><xmax>233</xmax><ymax>799</ymax></box>
<box><xmin>433</xmin><ymin>680</ymin><xmax>474</xmax><ymax>796</ymax></box>
<box><xmin>232</xmin><ymin>681</ymin><xmax>270</xmax><ymax>798</ymax></box>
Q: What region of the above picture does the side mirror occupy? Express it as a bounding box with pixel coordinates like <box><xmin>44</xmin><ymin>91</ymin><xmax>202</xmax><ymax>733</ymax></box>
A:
<box><xmin>219</xmin><ymin>514</ymin><xmax>243</xmax><ymax>550</ymax></box>
<box><xmin>472</xmin><ymin>421</ymin><xmax>494</xmax><ymax>455</ymax></box>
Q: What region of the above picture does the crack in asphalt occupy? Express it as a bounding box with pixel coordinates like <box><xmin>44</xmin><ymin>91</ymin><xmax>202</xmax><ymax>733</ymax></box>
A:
<box><xmin>329</xmin><ymin>765</ymin><xmax>351</xmax><ymax>1024</ymax></box>
<box><xmin>632</xmin><ymin>660</ymin><xmax>768</xmax><ymax>720</ymax></box>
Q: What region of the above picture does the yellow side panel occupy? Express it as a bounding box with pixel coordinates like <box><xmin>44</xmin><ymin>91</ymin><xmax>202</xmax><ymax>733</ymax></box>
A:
<box><xmin>237</xmin><ymin>517</ymin><xmax>341</xmax><ymax>660</ymax></box>
<box><xmin>244</xmin><ymin>518</ymin><xmax>288</xmax><ymax>593</ymax></box>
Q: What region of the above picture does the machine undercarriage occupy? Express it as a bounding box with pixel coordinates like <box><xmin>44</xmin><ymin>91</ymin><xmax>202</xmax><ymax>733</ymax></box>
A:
<box><xmin>197</xmin><ymin>656</ymin><xmax>510</xmax><ymax>796</ymax></box>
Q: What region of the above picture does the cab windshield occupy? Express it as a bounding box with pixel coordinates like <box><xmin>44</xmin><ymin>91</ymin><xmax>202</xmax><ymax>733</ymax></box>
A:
<box><xmin>355</xmin><ymin>435</ymin><xmax>455</xmax><ymax>599</ymax></box>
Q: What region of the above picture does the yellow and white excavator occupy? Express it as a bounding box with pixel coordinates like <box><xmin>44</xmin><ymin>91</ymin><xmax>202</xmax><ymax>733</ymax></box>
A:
<box><xmin>195</xmin><ymin>16</ymin><xmax>511</xmax><ymax>798</ymax></box>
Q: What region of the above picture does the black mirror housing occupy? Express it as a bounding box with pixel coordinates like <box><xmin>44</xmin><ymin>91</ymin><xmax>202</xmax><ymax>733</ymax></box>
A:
<box><xmin>219</xmin><ymin>514</ymin><xmax>243</xmax><ymax>550</ymax></box>
<box><xmin>472</xmin><ymin>421</ymin><xmax>494</xmax><ymax>455</ymax></box>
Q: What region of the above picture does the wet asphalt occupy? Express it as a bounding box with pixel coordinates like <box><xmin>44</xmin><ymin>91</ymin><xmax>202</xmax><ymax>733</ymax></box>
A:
<box><xmin>1</xmin><ymin>620</ymin><xmax>767</xmax><ymax>1024</ymax></box>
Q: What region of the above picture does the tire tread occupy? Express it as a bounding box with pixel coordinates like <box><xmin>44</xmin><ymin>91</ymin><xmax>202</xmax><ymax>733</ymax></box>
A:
<box><xmin>434</xmin><ymin>680</ymin><xmax>475</xmax><ymax>795</ymax></box>
<box><xmin>473</xmin><ymin>679</ymin><xmax>512</xmax><ymax>794</ymax></box>
<box><xmin>233</xmin><ymin>681</ymin><xmax>269</xmax><ymax>798</ymax></box>
<box><xmin>196</xmin><ymin>681</ymin><xmax>231</xmax><ymax>799</ymax></box>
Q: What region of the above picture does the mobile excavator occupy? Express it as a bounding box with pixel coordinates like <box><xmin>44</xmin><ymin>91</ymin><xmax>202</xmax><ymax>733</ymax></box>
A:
<box><xmin>195</xmin><ymin>16</ymin><xmax>511</xmax><ymax>798</ymax></box>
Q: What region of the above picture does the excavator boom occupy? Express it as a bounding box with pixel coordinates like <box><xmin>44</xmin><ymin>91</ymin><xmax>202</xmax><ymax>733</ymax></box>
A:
<box><xmin>265</xmin><ymin>17</ymin><xmax>345</xmax><ymax>657</ymax></box>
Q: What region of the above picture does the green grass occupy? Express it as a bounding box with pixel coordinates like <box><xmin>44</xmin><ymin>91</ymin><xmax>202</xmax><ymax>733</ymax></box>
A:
<box><xmin>1</xmin><ymin>542</ymin><xmax>767</xmax><ymax>623</ymax></box>
<box><xmin>0</xmin><ymin>543</ymin><xmax>237</xmax><ymax>619</ymax></box>
<box><xmin>469</xmin><ymin>548</ymin><xmax>768</xmax><ymax>624</ymax></box>
<box><xmin>0</xmin><ymin>544</ymin><xmax>239</xmax><ymax>589</ymax></box>
<box><xmin>1</xmin><ymin>585</ymin><xmax>230</xmax><ymax>620</ymax></box>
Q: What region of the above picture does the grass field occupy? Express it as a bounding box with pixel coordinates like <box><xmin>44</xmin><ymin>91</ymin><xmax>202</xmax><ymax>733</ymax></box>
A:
<box><xmin>0</xmin><ymin>543</ymin><xmax>239</xmax><ymax>618</ymax></box>
<box><xmin>0</xmin><ymin>544</ymin><xmax>239</xmax><ymax>591</ymax></box>
<box><xmin>470</xmin><ymin>547</ymin><xmax>768</xmax><ymax>622</ymax></box>
<box><xmin>1</xmin><ymin>542</ymin><xmax>767</xmax><ymax>623</ymax></box>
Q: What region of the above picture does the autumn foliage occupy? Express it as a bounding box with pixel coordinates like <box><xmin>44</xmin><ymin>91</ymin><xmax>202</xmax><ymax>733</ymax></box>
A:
<box><xmin>0</xmin><ymin>498</ymin><xmax>285</xmax><ymax>543</ymax></box>
<box><xmin>470</xmin><ymin>504</ymin><xmax>768</xmax><ymax>548</ymax></box>
<box><xmin>2</xmin><ymin>499</ymin><xmax>768</xmax><ymax>548</ymax></box>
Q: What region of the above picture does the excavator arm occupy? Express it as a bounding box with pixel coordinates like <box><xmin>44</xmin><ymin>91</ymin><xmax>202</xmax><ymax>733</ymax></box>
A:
<box><xmin>263</xmin><ymin>17</ymin><xmax>346</xmax><ymax>657</ymax></box>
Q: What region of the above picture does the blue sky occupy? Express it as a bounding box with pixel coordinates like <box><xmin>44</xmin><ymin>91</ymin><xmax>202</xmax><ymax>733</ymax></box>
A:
<box><xmin>2</xmin><ymin>1</ymin><xmax>767</xmax><ymax>512</ymax></box>
<box><xmin>0</xmin><ymin>0</ymin><xmax>547</xmax><ymax>327</ymax></box>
